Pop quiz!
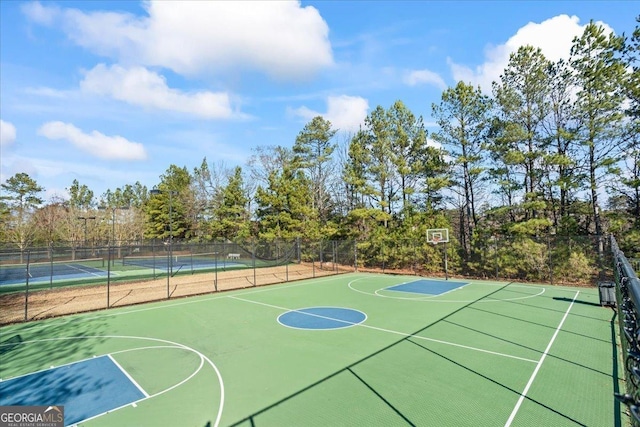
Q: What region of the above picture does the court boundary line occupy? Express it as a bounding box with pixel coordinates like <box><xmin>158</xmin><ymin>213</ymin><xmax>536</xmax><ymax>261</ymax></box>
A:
<box><xmin>503</xmin><ymin>290</ymin><xmax>579</xmax><ymax>427</ymax></box>
<box><xmin>80</xmin><ymin>353</ymin><xmax>206</xmax><ymax>425</ymax></box>
<box><xmin>0</xmin><ymin>353</ymin><xmax>111</xmax><ymax>382</ymax></box>
<box><xmin>227</xmin><ymin>281</ymin><xmax>536</xmax><ymax>426</ymax></box>
<box><xmin>3</xmin><ymin>273</ymin><xmax>577</xmax><ymax>334</ymax></box>
<box><xmin>3</xmin><ymin>274</ymin><xmax>350</xmax><ymax>333</ymax></box>
<box><xmin>66</xmin><ymin>263</ymin><xmax>105</xmax><ymax>278</ymax></box>
<box><xmin>229</xmin><ymin>295</ymin><xmax>537</xmax><ymax>363</ymax></box>
<box><xmin>107</xmin><ymin>353</ymin><xmax>150</xmax><ymax>398</ymax></box>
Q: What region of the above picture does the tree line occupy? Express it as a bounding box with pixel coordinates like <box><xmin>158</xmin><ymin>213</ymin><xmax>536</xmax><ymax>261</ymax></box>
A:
<box><xmin>1</xmin><ymin>20</ymin><xmax>639</xmax><ymax>268</ymax></box>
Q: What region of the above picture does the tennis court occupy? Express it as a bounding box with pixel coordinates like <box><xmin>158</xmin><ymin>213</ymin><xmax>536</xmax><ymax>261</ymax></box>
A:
<box><xmin>0</xmin><ymin>253</ymin><xmax>246</xmax><ymax>294</ymax></box>
<box><xmin>121</xmin><ymin>252</ymin><xmax>244</xmax><ymax>272</ymax></box>
<box><xmin>0</xmin><ymin>259</ymin><xmax>108</xmax><ymax>286</ymax></box>
<box><xmin>0</xmin><ymin>273</ymin><xmax>624</xmax><ymax>426</ymax></box>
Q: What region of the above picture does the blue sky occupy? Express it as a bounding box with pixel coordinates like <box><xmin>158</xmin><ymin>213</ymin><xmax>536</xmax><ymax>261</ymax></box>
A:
<box><xmin>0</xmin><ymin>1</ymin><xmax>637</xmax><ymax>201</ymax></box>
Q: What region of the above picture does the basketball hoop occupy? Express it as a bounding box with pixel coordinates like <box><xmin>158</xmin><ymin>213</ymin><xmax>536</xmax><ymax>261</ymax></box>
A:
<box><xmin>426</xmin><ymin>228</ymin><xmax>448</xmax><ymax>245</ymax></box>
<box><xmin>426</xmin><ymin>227</ymin><xmax>450</xmax><ymax>280</ymax></box>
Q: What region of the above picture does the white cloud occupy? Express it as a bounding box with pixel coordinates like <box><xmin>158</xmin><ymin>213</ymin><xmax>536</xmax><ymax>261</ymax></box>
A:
<box><xmin>0</xmin><ymin>120</ymin><xmax>17</xmax><ymax>147</ymax></box>
<box><xmin>24</xmin><ymin>1</ymin><xmax>333</xmax><ymax>80</ymax></box>
<box><xmin>448</xmin><ymin>14</ymin><xmax>614</xmax><ymax>92</ymax></box>
<box><xmin>38</xmin><ymin>121</ymin><xmax>147</xmax><ymax>160</ymax></box>
<box><xmin>404</xmin><ymin>69</ymin><xmax>447</xmax><ymax>89</ymax></box>
<box><xmin>24</xmin><ymin>86</ymin><xmax>68</xmax><ymax>98</ymax></box>
<box><xmin>0</xmin><ymin>158</ymin><xmax>39</xmax><ymax>188</ymax></box>
<box><xmin>427</xmin><ymin>137</ymin><xmax>442</xmax><ymax>149</ymax></box>
<box><xmin>291</xmin><ymin>95</ymin><xmax>369</xmax><ymax>132</ymax></box>
<box><xmin>21</xmin><ymin>1</ymin><xmax>59</xmax><ymax>26</ymax></box>
<box><xmin>80</xmin><ymin>64</ymin><xmax>236</xmax><ymax>119</ymax></box>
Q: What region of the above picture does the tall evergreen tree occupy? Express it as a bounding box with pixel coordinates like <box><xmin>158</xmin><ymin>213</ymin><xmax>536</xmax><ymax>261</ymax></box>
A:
<box><xmin>492</xmin><ymin>46</ymin><xmax>552</xmax><ymax>224</ymax></box>
<box><xmin>67</xmin><ymin>179</ymin><xmax>94</xmax><ymax>210</ymax></box>
<box><xmin>255</xmin><ymin>164</ymin><xmax>317</xmax><ymax>241</ymax></box>
<box><xmin>191</xmin><ymin>158</ymin><xmax>232</xmax><ymax>240</ymax></box>
<box><xmin>211</xmin><ymin>167</ymin><xmax>250</xmax><ymax>240</ymax></box>
<box><xmin>542</xmin><ymin>59</ymin><xmax>582</xmax><ymax>232</ymax></box>
<box><xmin>570</xmin><ymin>22</ymin><xmax>627</xmax><ymax>243</ymax></box>
<box><xmin>362</xmin><ymin>105</ymin><xmax>396</xmax><ymax>220</ymax></box>
<box><xmin>293</xmin><ymin>116</ymin><xmax>337</xmax><ymax>224</ymax></box>
<box><xmin>614</xmin><ymin>17</ymin><xmax>640</xmax><ymax>233</ymax></box>
<box><xmin>432</xmin><ymin>82</ymin><xmax>492</xmax><ymax>257</ymax></box>
<box><xmin>388</xmin><ymin>100</ymin><xmax>430</xmax><ymax>212</ymax></box>
<box><xmin>145</xmin><ymin>165</ymin><xmax>192</xmax><ymax>240</ymax></box>
<box><xmin>0</xmin><ymin>173</ymin><xmax>44</xmax><ymax>256</ymax></box>
<box><xmin>342</xmin><ymin>130</ymin><xmax>372</xmax><ymax>211</ymax></box>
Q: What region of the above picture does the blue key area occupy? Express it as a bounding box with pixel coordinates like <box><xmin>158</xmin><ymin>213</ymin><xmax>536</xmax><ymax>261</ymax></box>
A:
<box><xmin>0</xmin><ymin>355</ymin><xmax>146</xmax><ymax>426</ymax></box>
<box><xmin>387</xmin><ymin>279</ymin><xmax>468</xmax><ymax>295</ymax></box>
<box><xmin>278</xmin><ymin>307</ymin><xmax>366</xmax><ymax>330</ymax></box>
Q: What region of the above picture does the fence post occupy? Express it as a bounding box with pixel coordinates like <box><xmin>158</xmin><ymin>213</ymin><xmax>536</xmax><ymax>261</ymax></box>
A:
<box><xmin>25</xmin><ymin>250</ymin><xmax>30</xmax><ymax>322</ymax></box>
<box><xmin>253</xmin><ymin>240</ymin><xmax>257</xmax><ymax>287</ymax></box>
<box><xmin>547</xmin><ymin>235</ymin><xmax>553</xmax><ymax>286</ymax></box>
<box><xmin>354</xmin><ymin>241</ymin><xmax>358</xmax><ymax>272</ymax></box>
<box><xmin>107</xmin><ymin>245</ymin><xmax>111</xmax><ymax>308</ymax></box>
<box><xmin>381</xmin><ymin>242</ymin><xmax>386</xmax><ymax>273</ymax></box>
<box><xmin>166</xmin><ymin>239</ymin><xmax>171</xmax><ymax>299</ymax></box>
<box><xmin>223</xmin><ymin>241</ymin><xmax>227</xmax><ymax>270</ymax></box>
<box><xmin>312</xmin><ymin>242</ymin><xmax>316</xmax><ymax>278</ymax></box>
<box><xmin>152</xmin><ymin>243</ymin><xmax>157</xmax><ymax>278</ymax></box>
<box><xmin>190</xmin><ymin>247</ymin><xmax>194</xmax><ymax>275</ymax></box>
<box><xmin>214</xmin><ymin>246</ymin><xmax>218</xmax><ymax>292</ymax></box>
<box><xmin>494</xmin><ymin>237</ymin><xmax>499</xmax><ymax>280</ymax></box>
<box><xmin>443</xmin><ymin>242</ymin><xmax>449</xmax><ymax>280</ymax></box>
<box><xmin>49</xmin><ymin>244</ymin><xmax>54</xmax><ymax>289</ymax></box>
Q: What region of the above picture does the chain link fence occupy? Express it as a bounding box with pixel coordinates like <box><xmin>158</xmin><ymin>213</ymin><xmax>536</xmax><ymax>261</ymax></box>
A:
<box><xmin>0</xmin><ymin>235</ymin><xmax>609</xmax><ymax>324</ymax></box>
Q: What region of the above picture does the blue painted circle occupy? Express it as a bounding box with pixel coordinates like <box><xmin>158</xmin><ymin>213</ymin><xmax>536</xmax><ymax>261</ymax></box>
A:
<box><xmin>278</xmin><ymin>307</ymin><xmax>366</xmax><ymax>330</ymax></box>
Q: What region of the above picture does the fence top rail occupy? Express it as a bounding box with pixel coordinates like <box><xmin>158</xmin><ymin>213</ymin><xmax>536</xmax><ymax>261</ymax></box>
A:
<box><xmin>612</xmin><ymin>235</ymin><xmax>640</xmax><ymax>306</ymax></box>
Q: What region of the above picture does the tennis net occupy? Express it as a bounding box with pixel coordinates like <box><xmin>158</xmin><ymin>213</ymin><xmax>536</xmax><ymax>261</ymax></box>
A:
<box><xmin>122</xmin><ymin>252</ymin><xmax>224</xmax><ymax>268</ymax></box>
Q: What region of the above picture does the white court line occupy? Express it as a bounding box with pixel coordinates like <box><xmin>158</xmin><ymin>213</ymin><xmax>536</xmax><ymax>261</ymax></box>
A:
<box><xmin>0</xmin><ymin>347</ymin><xmax>181</xmax><ymax>382</ymax></box>
<box><xmin>1</xmin><ymin>273</ymin><xmax>351</xmax><ymax>335</ymax></box>
<box><xmin>348</xmin><ymin>277</ymin><xmax>546</xmax><ymax>303</ymax></box>
<box><xmin>503</xmin><ymin>290</ymin><xmax>579</xmax><ymax>427</ymax></box>
<box><xmin>229</xmin><ymin>295</ymin><xmax>537</xmax><ymax>364</ymax></box>
<box><xmin>66</xmin><ymin>263</ymin><xmax>105</xmax><ymax>278</ymax></box>
<box><xmin>78</xmin><ymin>353</ymin><xmax>205</xmax><ymax>425</ymax></box>
<box><xmin>378</xmin><ymin>279</ymin><xmax>470</xmax><ymax>299</ymax></box>
<box><xmin>0</xmin><ymin>354</ymin><xmax>107</xmax><ymax>382</ymax></box>
<box><xmin>107</xmin><ymin>353</ymin><xmax>150</xmax><ymax>398</ymax></box>
<box><xmin>276</xmin><ymin>305</ymin><xmax>367</xmax><ymax>331</ymax></box>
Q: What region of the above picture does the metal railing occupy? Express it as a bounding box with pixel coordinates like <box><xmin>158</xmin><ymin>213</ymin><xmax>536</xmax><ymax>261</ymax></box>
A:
<box><xmin>612</xmin><ymin>236</ymin><xmax>640</xmax><ymax>425</ymax></box>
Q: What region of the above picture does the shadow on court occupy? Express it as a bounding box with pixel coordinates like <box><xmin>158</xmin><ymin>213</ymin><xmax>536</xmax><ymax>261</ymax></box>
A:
<box><xmin>0</xmin><ymin>317</ymin><xmax>109</xmax><ymax>408</ymax></box>
<box><xmin>468</xmin><ymin>305</ymin><xmax>611</xmax><ymax>344</ymax></box>
<box><xmin>442</xmin><ymin>318</ymin><xmax>611</xmax><ymax>377</ymax></box>
<box><xmin>227</xmin><ymin>282</ymin><xmax>615</xmax><ymax>426</ymax></box>
<box><xmin>552</xmin><ymin>296</ymin><xmax>603</xmax><ymax>307</ymax></box>
<box><xmin>228</xmin><ymin>284</ymin><xmax>537</xmax><ymax>426</ymax></box>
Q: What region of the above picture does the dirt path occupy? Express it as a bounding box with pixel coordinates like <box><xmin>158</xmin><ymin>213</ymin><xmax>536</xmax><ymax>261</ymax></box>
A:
<box><xmin>0</xmin><ymin>264</ymin><xmax>343</xmax><ymax>325</ymax></box>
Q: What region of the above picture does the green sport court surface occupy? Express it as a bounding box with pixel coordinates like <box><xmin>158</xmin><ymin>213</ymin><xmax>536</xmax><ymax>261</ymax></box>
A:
<box><xmin>0</xmin><ymin>273</ymin><xmax>624</xmax><ymax>426</ymax></box>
